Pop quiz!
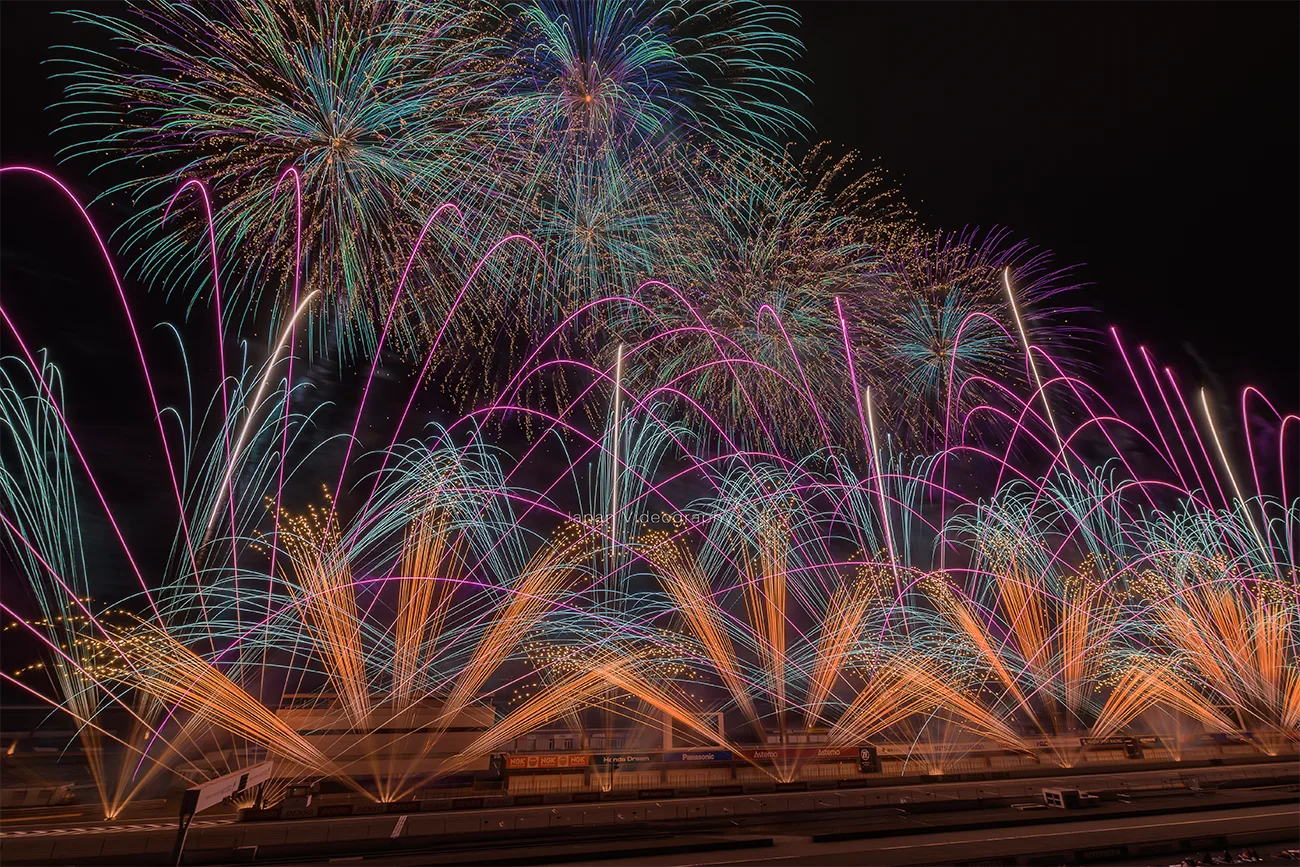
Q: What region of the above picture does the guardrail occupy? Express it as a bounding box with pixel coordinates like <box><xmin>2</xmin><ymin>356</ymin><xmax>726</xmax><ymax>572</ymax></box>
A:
<box><xmin>4</xmin><ymin>764</ymin><xmax>1296</xmax><ymax>867</ymax></box>
<box><xmin>239</xmin><ymin>782</ymin><xmax>829</xmax><ymax>822</ymax></box>
<box><xmin>238</xmin><ymin>756</ymin><xmax>1300</xmax><ymax>823</ymax></box>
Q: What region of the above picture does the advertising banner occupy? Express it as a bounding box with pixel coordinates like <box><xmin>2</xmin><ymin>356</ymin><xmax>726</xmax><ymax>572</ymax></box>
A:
<box><xmin>504</xmin><ymin>753</ymin><xmax>590</xmax><ymax>770</ymax></box>
<box><xmin>506</xmin><ymin>744</ymin><xmax>864</xmax><ymax>770</ymax></box>
<box><xmin>742</xmin><ymin>745</ymin><xmax>860</xmax><ymax>762</ymax></box>
<box><xmin>663</xmin><ymin>750</ymin><xmax>733</xmax><ymax>763</ymax></box>
<box><xmin>592</xmin><ymin>753</ymin><xmax>657</xmax><ymax>766</ymax></box>
<box><xmin>592</xmin><ymin>750</ymin><xmax>734</xmax><ymax>765</ymax></box>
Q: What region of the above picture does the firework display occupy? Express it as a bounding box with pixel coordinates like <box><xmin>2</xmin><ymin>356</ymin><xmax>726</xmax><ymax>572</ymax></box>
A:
<box><xmin>51</xmin><ymin>0</ymin><xmax>807</xmax><ymax>360</ymax></box>
<box><xmin>1</xmin><ymin>0</ymin><xmax>1295</xmax><ymax>824</ymax></box>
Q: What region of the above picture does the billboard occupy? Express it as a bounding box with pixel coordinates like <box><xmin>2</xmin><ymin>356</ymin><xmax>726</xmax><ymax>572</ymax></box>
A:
<box><xmin>742</xmin><ymin>745</ymin><xmax>860</xmax><ymax>762</ymax></box>
<box><xmin>181</xmin><ymin>761</ymin><xmax>274</xmax><ymax>816</ymax></box>
<box><xmin>504</xmin><ymin>753</ymin><xmax>590</xmax><ymax>770</ymax></box>
<box><xmin>592</xmin><ymin>753</ymin><xmax>657</xmax><ymax>766</ymax></box>
<box><xmin>503</xmin><ymin>744</ymin><xmax>867</xmax><ymax>770</ymax></box>
<box><xmin>663</xmin><ymin>750</ymin><xmax>733</xmax><ymax>763</ymax></box>
<box><xmin>592</xmin><ymin>750</ymin><xmax>734</xmax><ymax>765</ymax></box>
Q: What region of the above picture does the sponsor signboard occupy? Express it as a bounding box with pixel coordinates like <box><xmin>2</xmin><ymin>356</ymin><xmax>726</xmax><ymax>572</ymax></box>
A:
<box><xmin>506</xmin><ymin>743</ymin><xmax>879</xmax><ymax>770</ymax></box>
<box><xmin>385</xmin><ymin>801</ymin><xmax>421</xmax><ymax>813</ymax></box>
<box><xmin>598</xmin><ymin>750</ymin><xmax>736</xmax><ymax>764</ymax></box>
<box><xmin>451</xmin><ymin>797</ymin><xmax>485</xmax><ymax>809</ymax></box>
<box><xmin>241</xmin><ymin>806</ymin><xmax>282</xmax><ymax>822</ymax></box>
<box><xmin>1024</xmin><ymin>736</ymin><xmax>1087</xmax><ymax>750</ymax></box>
<box><xmin>181</xmin><ymin>761</ymin><xmax>274</xmax><ymax>816</ymax></box>
<box><xmin>1200</xmin><ymin>732</ymin><xmax>1252</xmax><ymax>744</ymax></box>
<box><xmin>637</xmin><ymin>788</ymin><xmax>675</xmax><ymax>799</ymax></box>
<box><xmin>742</xmin><ymin>745</ymin><xmax>861</xmax><ymax>762</ymax></box>
<box><xmin>593</xmin><ymin>753</ymin><xmax>657</xmax><ymax>766</ymax></box>
<box><xmin>504</xmin><ymin>753</ymin><xmax>590</xmax><ymax>770</ymax></box>
<box><xmin>663</xmin><ymin>750</ymin><xmax>733</xmax><ymax>763</ymax></box>
<box><xmin>174</xmin><ymin>763</ymin><xmax>275</xmax><ymax>866</ymax></box>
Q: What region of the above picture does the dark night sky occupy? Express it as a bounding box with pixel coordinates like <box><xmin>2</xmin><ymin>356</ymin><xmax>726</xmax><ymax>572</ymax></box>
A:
<box><xmin>4</xmin><ymin>2</ymin><xmax>1298</xmax><ymax>390</ymax></box>
<box><xmin>2</xmin><ymin>2</ymin><xmax>1295</xmax><ymax>400</ymax></box>
<box><xmin>798</xmin><ymin>2</ymin><xmax>1298</xmax><ymax>402</ymax></box>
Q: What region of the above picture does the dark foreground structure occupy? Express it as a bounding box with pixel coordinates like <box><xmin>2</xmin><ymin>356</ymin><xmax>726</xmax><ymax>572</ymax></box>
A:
<box><xmin>2</xmin><ymin>756</ymin><xmax>1296</xmax><ymax>866</ymax></box>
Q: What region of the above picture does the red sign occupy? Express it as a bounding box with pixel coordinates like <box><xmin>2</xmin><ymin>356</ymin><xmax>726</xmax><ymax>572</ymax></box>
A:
<box><xmin>505</xmin><ymin>753</ymin><xmax>590</xmax><ymax>770</ymax></box>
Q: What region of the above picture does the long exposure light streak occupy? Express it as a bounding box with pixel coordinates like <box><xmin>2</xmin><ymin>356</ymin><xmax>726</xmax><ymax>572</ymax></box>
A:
<box><xmin>1003</xmin><ymin>266</ymin><xmax>1062</xmax><ymax>451</ymax></box>
<box><xmin>1</xmin><ymin>25</ymin><xmax>1295</xmax><ymax>816</ymax></box>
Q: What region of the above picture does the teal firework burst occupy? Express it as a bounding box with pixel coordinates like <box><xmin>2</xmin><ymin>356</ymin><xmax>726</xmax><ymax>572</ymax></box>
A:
<box><xmin>870</xmin><ymin>228</ymin><xmax>1087</xmax><ymax>445</ymax></box>
<box><xmin>53</xmin><ymin>0</ymin><xmax>502</xmax><ymax>358</ymax></box>
<box><xmin>487</xmin><ymin>0</ymin><xmax>810</xmax><ymax>310</ymax></box>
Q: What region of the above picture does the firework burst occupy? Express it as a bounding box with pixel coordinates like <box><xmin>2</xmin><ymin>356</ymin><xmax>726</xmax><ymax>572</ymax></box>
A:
<box><xmin>54</xmin><ymin>0</ymin><xmax>503</xmax><ymax>357</ymax></box>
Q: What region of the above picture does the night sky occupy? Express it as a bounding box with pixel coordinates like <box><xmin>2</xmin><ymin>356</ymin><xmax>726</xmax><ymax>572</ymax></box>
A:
<box><xmin>3</xmin><ymin>2</ymin><xmax>1295</xmax><ymax>399</ymax></box>
<box><xmin>798</xmin><ymin>2</ymin><xmax>1298</xmax><ymax>401</ymax></box>
<box><xmin>0</xmin><ymin>1</ymin><xmax>1296</xmax><ymax>584</ymax></box>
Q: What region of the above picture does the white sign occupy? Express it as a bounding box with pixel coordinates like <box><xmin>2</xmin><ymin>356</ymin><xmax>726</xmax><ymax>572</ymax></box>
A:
<box><xmin>184</xmin><ymin>761</ymin><xmax>274</xmax><ymax>815</ymax></box>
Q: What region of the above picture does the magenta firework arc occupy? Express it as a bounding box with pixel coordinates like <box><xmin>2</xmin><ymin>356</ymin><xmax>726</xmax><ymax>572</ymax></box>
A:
<box><xmin>2</xmin><ymin>0</ymin><xmax>1297</xmax><ymax>823</ymax></box>
<box><xmin>2</xmin><ymin>160</ymin><xmax>1295</xmax><ymax>814</ymax></box>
